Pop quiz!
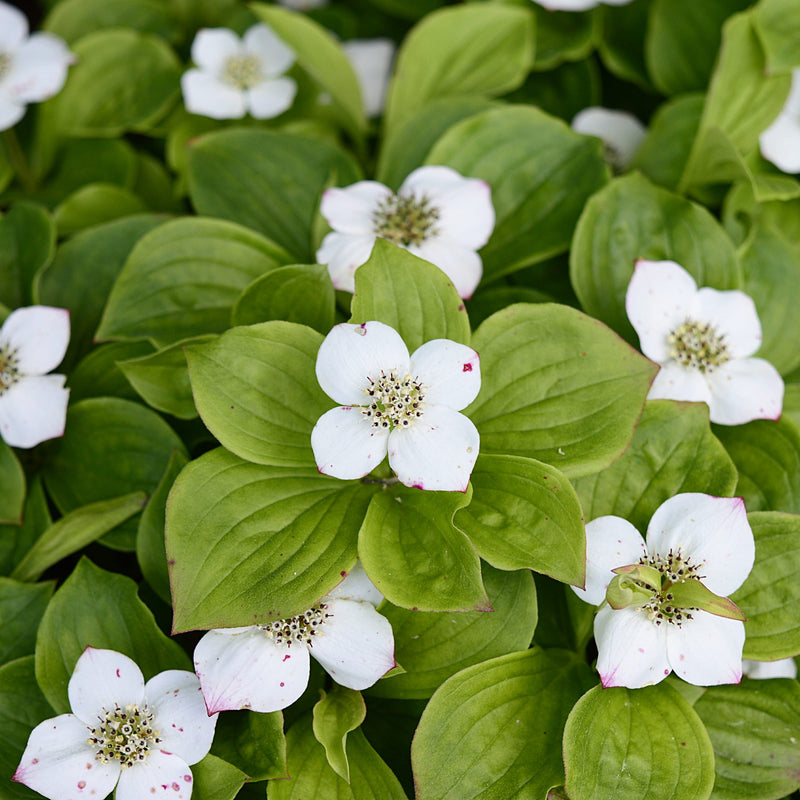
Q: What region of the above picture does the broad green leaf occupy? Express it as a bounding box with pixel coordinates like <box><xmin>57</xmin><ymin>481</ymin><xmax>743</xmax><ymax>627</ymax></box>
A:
<box><xmin>211</xmin><ymin>710</ymin><xmax>288</xmax><ymax>782</ymax></box>
<box><xmin>570</xmin><ymin>172</ymin><xmax>742</xmax><ymax>341</ymax></box>
<box><xmin>68</xmin><ymin>340</ymin><xmax>154</xmax><ymax>403</ymax></box>
<box><xmin>426</xmin><ymin>105</ymin><xmax>608</xmax><ymax>284</ymax></box>
<box><xmin>455</xmin><ymin>453</ymin><xmax>585</xmax><ymax>585</ymax></box>
<box><xmin>0</xmin><ymin>438</ymin><xmax>24</xmax><ymax>525</ymax></box>
<box><xmin>754</xmin><ymin>0</ymin><xmax>800</xmax><ymax>73</ymax></box>
<box><xmin>313</xmin><ymin>686</ymin><xmax>366</xmax><ymax>782</ymax></box>
<box><xmin>0</xmin><ymin>580</ymin><xmax>53</xmax><ymax>667</ymax></box>
<box><xmin>694</xmin><ymin>679</ymin><xmax>800</xmax><ymax>800</ymax></box>
<box><xmin>349</xmin><ymin>240</ymin><xmax>471</xmax><ymax>352</ymax></box>
<box><xmin>563</xmin><ymin>683</ymin><xmax>715</xmax><ymax>800</ymax></box>
<box><xmin>533</xmin><ymin>6</ymin><xmax>595</xmax><ymax>70</ymax></box>
<box><xmin>185</xmin><ymin>321</ymin><xmax>328</xmax><ymax>468</ymax></box>
<box><xmin>467</xmin><ymin>303</ymin><xmax>657</xmax><ymax>478</ymax></box>
<box><xmin>597</xmin><ymin>0</ymin><xmax>652</xmax><ymax>89</ymax></box>
<box><xmin>134</xmin><ymin>150</ymin><xmax>183</xmax><ymax>214</ymax></box>
<box><xmin>369</xmin><ymin>565</ymin><xmax>537</xmax><ymax>700</ymax></box>
<box><xmin>97</xmin><ymin>217</ymin><xmax>290</xmax><ymax>347</ymax></box>
<box><xmin>412</xmin><ymin>648</ymin><xmax>596</xmax><ymax>800</ymax></box>
<box><xmin>192</xmin><ymin>753</ymin><xmax>248</xmax><ymax>800</ymax></box>
<box><xmin>0</xmin><ymin>478</ymin><xmax>51</xmax><ymax>577</ymax></box>
<box><xmin>357</xmin><ymin>486</ymin><xmax>486</xmax><ymax>612</ymax></box>
<box><xmin>0</xmin><ymin>201</ymin><xmax>55</xmax><ymax>308</ymax></box>
<box><xmin>53</xmin><ymin>183</ymin><xmax>147</xmax><ymax>235</ymax></box>
<box><xmin>34</xmin><ymin>558</ymin><xmax>189</xmax><ymax>713</ymax></box>
<box><xmin>166</xmin><ymin>448</ymin><xmax>371</xmax><ymax>631</ymax></box>
<box><xmin>574</xmin><ymin>400</ymin><xmax>738</xmax><ymax>534</ymax></box>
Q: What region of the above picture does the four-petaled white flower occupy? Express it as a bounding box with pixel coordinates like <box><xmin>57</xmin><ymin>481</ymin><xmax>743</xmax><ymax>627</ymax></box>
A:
<box><xmin>316</xmin><ymin>165</ymin><xmax>495</xmax><ymax>299</ymax></box>
<box><xmin>342</xmin><ymin>38</ymin><xmax>395</xmax><ymax>118</ymax></box>
<box><xmin>13</xmin><ymin>648</ymin><xmax>217</xmax><ymax>800</ymax></box>
<box><xmin>742</xmin><ymin>658</ymin><xmax>798</xmax><ymax>680</ymax></box>
<box><xmin>572</xmin><ymin>493</ymin><xmax>755</xmax><ymax>689</ymax></box>
<box><xmin>571</xmin><ymin>106</ymin><xmax>646</xmax><ymax>173</ymax></box>
<box><xmin>760</xmin><ymin>69</ymin><xmax>800</xmax><ymax>174</ymax></box>
<box><xmin>625</xmin><ymin>259</ymin><xmax>784</xmax><ymax>425</ymax></box>
<box><xmin>0</xmin><ymin>305</ymin><xmax>70</xmax><ymax>449</ymax></box>
<box><xmin>0</xmin><ymin>1</ymin><xmax>75</xmax><ymax>131</ymax></box>
<box><xmin>181</xmin><ymin>24</ymin><xmax>296</xmax><ymax>120</ymax></box>
<box><xmin>531</xmin><ymin>0</ymin><xmax>634</xmax><ymax>10</ymax></box>
<box><xmin>193</xmin><ymin>563</ymin><xmax>395</xmax><ymax>713</ymax></box>
<box><xmin>311</xmin><ymin>320</ymin><xmax>481</xmax><ymax>491</ymax></box>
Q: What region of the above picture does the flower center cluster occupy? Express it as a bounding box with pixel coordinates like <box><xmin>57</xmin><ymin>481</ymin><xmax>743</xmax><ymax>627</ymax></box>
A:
<box><xmin>0</xmin><ymin>344</ymin><xmax>21</xmax><ymax>396</ymax></box>
<box><xmin>668</xmin><ymin>319</ymin><xmax>730</xmax><ymax>373</ymax></box>
<box><xmin>221</xmin><ymin>54</ymin><xmax>263</xmax><ymax>89</ymax></box>
<box><xmin>87</xmin><ymin>703</ymin><xmax>161</xmax><ymax>769</ymax></box>
<box><xmin>372</xmin><ymin>193</ymin><xmax>440</xmax><ymax>247</ymax></box>
<box><xmin>636</xmin><ymin>549</ymin><xmax>705</xmax><ymax>627</ymax></box>
<box><xmin>260</xmin><ymin>604</ymin><xmax>331</xmax><ymax>647</ymax></box>
<box><xmin>0</xmin><ymin>52</ymin><xmax>11</xmax><ymax>81</ymax></box>
<box><xmin>361</xmin><ymin>370</ymin><xmax>426</xmax><ymax>430</ymax></box>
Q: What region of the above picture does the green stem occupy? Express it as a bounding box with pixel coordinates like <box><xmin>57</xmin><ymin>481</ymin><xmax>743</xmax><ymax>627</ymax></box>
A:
<box><xmin>2</xmin><ymin>127</ymin><xmax>36</xmax><ymax>195</ymax></box>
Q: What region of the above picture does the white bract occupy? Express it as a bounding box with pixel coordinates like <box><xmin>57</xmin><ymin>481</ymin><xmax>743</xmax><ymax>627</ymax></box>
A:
<box><xmin>0</xmin><ymin>305</ymin><xmax>70</xmax><ymax>449</ymax></box>
<box><xmin>742</xmin><ymin>658</ymin><xmax>798</xmax><ymax>680</ymax></box>
<box><xmin>572</xmin><ymin>493</ymin><xmax>755</xmax><ymax>689</ymax></box>
<box><xmin>571</xmin><ymin>106</ymin><xmax>646</xmax><ymax>173</ymax></box>
<box><xmin>181</xmin><ymin>24</ymin><xmax>296</xmax><ymax>120</ymax></box>
<box><xmin>342</xmin><ymin>38</ymin><xmax>395</xmax><ymax>118</ymax></box>
<box><xmin>316</xmin><ymin>165</ymin><xmax>495</xmax><ymax>298</ymax></box>
<box><xmin>194</xmin><ymin>563</ymin><xmax>395</xmax><ymax>713</ymax></box>
<box><xmin>14</xmin><ymin>648</ymin><xmax>217</xmax><ymax>800</ymax></box>
<box><xmin>760</xmin><ymin>69</ymin><xmax>800</xmax><ymax>174</ymax></box>
<box><xmin>626</xmin><ymin>259</ymin><xmax>784</xmax><ymax>425</ymax></box>
<box><xmin>531</xmin><ymin>0</ymin><xmax>634</xmax><ymax>10</ymax></box>
<box><xmin>0</xmin><ymin>1</ymin><xmax>75</xmax><ymax>131</ymax></box>
<box><xmin>311</xmin><ymin>320</ymin><xmax>481</xmax><ymax>491</ymax></box>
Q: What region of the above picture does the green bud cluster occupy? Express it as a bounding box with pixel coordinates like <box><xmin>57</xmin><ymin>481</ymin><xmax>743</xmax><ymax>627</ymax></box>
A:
<box><xmin>668</xmin><ymin>319</ymin><xmax>730</xmax><ymax>373</ymax></box>
<box><xmin>362</xmin><ymin>370</ymin><xmax>426</xmax><ymax>430</ymax></box>
<box><xmin>221</xmin><ymin>55</ymin><xmax>263</xmax><ymax>89</ymax></box>
<box><xmin>0</xmin><ymin>345</ymin><xmax>20</xmax><ymax>395</ymax></box>
<box><xmin>372</xmin><ymin>193</ymin><xmax>440</xmax><ymax>247</ymax></box>
<box><xmin>260</xmin><ymin>603</ymin><xmax>331</xmax><ymax>647</ymax></box>
<box><xmin>87</xmin><ymin>703</ymin><xmax>160</xmax><ymax>769</ymax></box>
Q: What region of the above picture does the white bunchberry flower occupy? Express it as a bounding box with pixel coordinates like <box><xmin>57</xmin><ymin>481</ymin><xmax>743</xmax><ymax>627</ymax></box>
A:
<box><xmin>193</xmin><ymin>563</ymin><xmax>395</xmax><ymax>713</ymax></box>
<box><xmin>571</xmin><ymin>106</ymin><xmax>646</xmax><ymax>173</ymax></box>
<box><xmin>13</xmin><ymin>648</ymin><xmax>217</xmax><ymax>800</ymax></box>
<box><xmin>572</xmin><ymin>493</ymin><xmax>755</xmax><ymax>689</ymax></box>
<box><xmin>625</xmin><ymin>259</ymin><xmax>784</xmax><ymax>425</ymax></box>
<box><xmin>742</xmin><ymin>658</ymin><xmax>798</xmax><ymax>680</ymax></box>
<box><xmin>531</xmin><ymin>0</ymin><xmax>635</xmax><ymax>10</ymax></box>
<box><xmin>181</xmin><ymin>23</ymin><xmax>296</xmax><ymax>120</ymax></box>
<box><xmin>311</xmin><ymin>321</ymin><xmax>481</xmax><ymax>491</ymax></box>
<box><xmin>760</xmin><ymin>69</ymin><xmax>800</xmax><ymax>174</ymax></box>
<box><xmin>316</xmin><ymin>165</ymin><xmax>495</xmax><ymax>299</ymax></box>
<box><xmin>0</xmin><ymin>305</ymin><xmax>70</xmax><ymax>449</ymax></box>
<box><xmin>342</xmin><ymin>38</ymin><xmax>394</xmax><ymax>118</ymax></box>
<box><xmin>0</xmin><ymin>1</ymin><xmax>75</xmax><ymax>131</ymax></box>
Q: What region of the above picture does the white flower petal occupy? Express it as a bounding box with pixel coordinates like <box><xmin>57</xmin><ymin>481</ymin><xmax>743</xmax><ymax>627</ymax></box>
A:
<box><xmin>707</xmin><ymin>357</ymin><xmax>784</xmax><ymax>425</ymax></box>
<box><xmin>315</xmin><ymin>320</ymin><xmax>410</xmax><ymax>404</ymax></box>
<box><xmin>572</xmin><ymin>516</ymin><xmax>647</xmax><ymax>606</ymax></box>
<box><xmin>666</xmin><ymin>613</ymin><xmax>744</xmax><ymax>686</ymax></box>
<box><xmin>246</xmin><ymin>77</ymin><xmax>296</xmax><ymax>118</ymax></box>
<box><xmin>645</xmin><ymin>493</ymin><xmax>754</xmax><ymax>596</ymax></box>
<box><xmin>309</xmin><ymin>598</ymin><xmax>395</xmax><ymax>689</ymax></box>
<box><xmin>145</xmin><ymin>671</ymin><xmax>217</xmax><ymax>766</ymax></box>
<box><xmin>311</xmin><ymin>405</ymin><xmax>389</xmax><ymax>480</ymax></box>
<box><xmin>326</xmin><ymin>561</ymin><xmax>383</xmax><ymax>605</ymax></box>
<box><xmin>571</xmin><ymin>107</ymin><xmax>646</xmax><ymax>171</ymax></box>
<box><xmin>1</xmin><ymin>305</ymin><xmax>70</xmax><ymax>375</ymax></box>
<box><xmin>342</xmin><ymin>38</ymin><xmax>394</xmax><ymax>117</ymax></box>
<box><xmin>647</xmin><ymin>362</ymin><xmax>712</xmax><ymax>405</ymax></box>
<box><xmin>696</xmin><ymin>287</ymin><xmax>762</xmax><ymax>358</ymax></box>
<box><xmin>0</xmin><ymin>91</ymin><xmax>26</xmax><ymax>131</ymax></box>
<box><xmin>0</xmin><ymin>374</ymin><xmax>69</xmax><ymax>449</ymax></box>
<box><xmin>243</xmin><ymin>23</ymin><xmax>295</xmax><ymax>77</ymax></box>
<box><xmin>193</xmin><ymin>627</ymin><xmax>310</xmax><ymax>714</ymax></box>
<box><xmin>0</xmin><ymin>2</ymin><xmax>28</xmax><ymax>51</ymax></box>
<box><xmin>388</xmin><ymin>404</ymin><xmax>479</xmax><ymax>491</ymax></box>
<box><xmin>190</xmin><ymin>28</ymin><xmax>242</xmax><ymax>74</ymax></box>
<box><xmin>317</xmin><ymin>232</ymin><xmax>377</xmax><ymax>293</ymax></box>
<box><xmin>409</xmin><ymin>339</ymin><xmax>480</xmax><ymax>410</ymax></box>
<box><xmin>68</xmin><ymin>648</ymin><xmax>145</xmax><ymax>726</ymax></box>
<box><xmin>115</xmin><ymin>750</ymin><xmax>194</xmax><ymax>800</ymax></box>
<box><xmin>13</xmin><ymin>713</ymin><xmax>120</xmax><ymax>800</ymax></box>
<box><xmin>410</xmin><ymin>237</ymin><xmax>484</xmax><ymax>299</ymax></box>
<box><xmin>594</xmin><ymin>605</ymin><xmax>671</xmax><ymax>689</ymax></box>
<box><xmin>742</xmin><ymin>658</ymin><xmax>798</xmax><ymax>680</ymax></box>
<box><xmin>760</xmin><ymin>70</ymin><xmax>800</xmax><ymax>174</ymax></box>
<box><xmin>7</xmin><ymin>34</ymin><xmax>74</xmax><ymax>103</ymax></box>
<box><xmin>320</xmin><ymin>182</ymin><xmax>392</xmax><ymax>236</ymax></box>
<box><xmin>626</xmin><ymin>260</ymin><xmax>700</xmax><ymax>362</ymax></box>
<box><xmin>181</xmin><ymin>69</ymin><xmax>246</xmax><ymax>119</ymax></box>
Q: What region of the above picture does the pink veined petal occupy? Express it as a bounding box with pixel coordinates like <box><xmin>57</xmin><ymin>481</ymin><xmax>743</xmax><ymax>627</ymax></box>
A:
<box><xmin>0</xmin><ymin>374</ymin><xmax>69</xmax><ymax>449</ymax></box>
<box><xmin>626</xmin><ymin>260</ymin><xmax>701</xmax><ymax>363</ymax></box>
<box><xmin>311</xmin><ymin>405</ymin><xmax>390</xmax><ymax>480</ymax></box>
<box><xmin>181</xmin><ymin>69</ymin><xmax>246</xmax><ymax>119</ymax></box>
<box><xmin>696</xmin><ymin>287</ymin><xmax>762</xmax><ymax>359</ymax></box>
<box><xmin>409</xmin><ymin>237</ymin><xmax>483</xmax><ymax>299</ymax></box>
<box><xmin>0</xmin><ymin>91</ymin><xmax>26</xmax><ymax>131</ymax></box>
<box><xmin>1</xmin><ymin>305</ymin><xmax>70</xmax><ymax>375</ymax></box>
<box><xmin>144</xmin><ymin>671</ymin><xmax>217</xmax><ymax>766</ymax></box>
<box><xmin>243</xmin><ymin>23</ymin><xmax>295</xmax><ymax>77</ymax></box>
<box><xmin>647</xmin><ymin>361</ymin><xmax>712</xmax><ymax>405</ymax></box>
<box><xmin>409</xmin><ymin>339</ymin><xmax>480</xmax><ymax>411</ymax></box>
<box><xmin>68</xmin><ymin>648</ymin><xmax>146</xmax><ymax>726</ymax></box>
<box><xmin>594</xmin><ymin>605</ymin><xmax>671</xmax><ymax>689</ymax></box>
<box><xmin>115</xmin><ymin>750</ymin><xmax>194</xmax><ymax>800</ymax></box>
<box><xmin>326</xmin><ymin>561</ymin><xmax>383</xmax><ymax>605</ymax></box>
<box><xmin>742</xmin><ymin>657</ymin><xmax>798</xmax><ymax>680</ymax></box>
<box><xmin>342</xmin><ymin>38</ymin><xmax>394</xmax><ymax>118</ymax></box>
<box><xmin>707</xmin><ymin>357</ymin><xmax>784</xmax><ymax>426</ymax></box>
<box><xmin>13</xmin><ymin>713</ymin><xmax>121</xmax><ymax>800</ymax></box>
<box><xmin>190</xmin><ymin>28</ymin><xmax>242</xmax><ymax>74</ymax></box>
<box><xmin>246</xmin><ymin>77</ymin><xmax>296</xmax><ymax>119</ymax></box>
<box><xmin>387</xmin><ymin>405</ymin><xmax>479</xmax><ymax>492</ymax></box>
<box><xmin>0</xmin><ymin>2</ymin><xmax>28</xmax><ymax>51</ymax></box>
<box><xmin>316</xmin><ymin>231</ymin><xmax>377</xmax><ymax>293</ymax></box>
<box><xmin>309</xmin><ymin>598</ymin><xmax>395</xmax><ymax>690</ymax></box>
<box><xmin>646</xmin><ymin>493</ymin><xmax>754</xmax><ymax>597</ymax></box>
<box><xmin>320</xmin><ymin>182</ymin><xmax>392</xmax><ymax>236</ymax></box>
<box><xmin>193</xmin><ymin>627</ymin><xmax>310</xmax><ymax>714</ymax></box>
<box><xmin>315</xmin><ymin>320</ymin><xmax>409</xmax><ymax>405</ymax></box>
<box><xmin>571</xmin><ymin>107</ymin><xmax>646</xmax><ymax>171</ymax></box>
<box><xmin>7</xmin><ymin>34</ymin><xmax>74</xmax><ymax>103</ymax></box>
<box><xmin>571</xmin><ymin>515</ymin><xmax>647</xmax><ymax>606</ymax></box>
<box><xmin>665</xmin><ymin>612</ymin><xmax>744</xmax><ymax>686</ymax></box>
<box><xmin>425</xmin><ymin>176</ymin><xmax>495</xmax><ymax>251</ymax></box>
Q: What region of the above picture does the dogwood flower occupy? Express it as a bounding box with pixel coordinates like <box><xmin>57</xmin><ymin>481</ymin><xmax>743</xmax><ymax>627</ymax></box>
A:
<box><xmin>181</xmin><ymin>24</ymin><xmax>296</xmax><ymax>120</ymax></box>
<box><xmin>625</xmin><ymin>259</ymin><xmax>784</xmax><ymax>425</ymax></box>
<box><xmin>0</xmin><ymin>1</ymin><xmax>75</xmax><ymax>131</ymax></box>
<box><xmin>311</xmin><ymin>321</ymin><xmax>480</xmax><ymax>491</ymax></box>
<box><xmin>316</xmin><ymin>165</ymin><xmax>494</xmax><ymax>298</ymax></box>
<box><xmin>742</xmin><ymin>658</ymin><xmax>798</xmax><ymax>680</ymax></box>
<box><xmin>0</xmin><ymin>305</ymin><xmax>70</xmax><ymax>449</ymax></box>
<box><xmin>572</xmin><ymin>493</ymin><xmax>755</xmax><ymax>689</ymax></box>
<box><xmin>342</xmin><ymin>38</ymin><xmax>394</xmax><ymax>118</ymax></box>
<box><xmin>571</xmin><ymin>107</ymin><xmax>646</xmax><ymax>173</ymax></box>
<box><xmin>13</xmin><ymin>648</ymin><xmax>217</xmax><ymax>800</ymax></box>
<box><xmin>760</xmin><ymin>69</ymin><xmax>800</xmax><ymax>174</ymax></box>
<box><xmin>193</xmin><ymin>563</ymin><xmax>395</xmax><ymax>713</ymax></box>
<box><xmin>532</xmin><ymin>0</ymin><xmax>634</xmax><ymax>10</ymax></box>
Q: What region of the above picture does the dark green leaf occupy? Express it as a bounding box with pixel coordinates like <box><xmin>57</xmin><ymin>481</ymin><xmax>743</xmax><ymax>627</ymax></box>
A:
<box><xmin>0</xmin><ymin>580</ymin><xmax>53</xmax><ymax>667</ymax></box>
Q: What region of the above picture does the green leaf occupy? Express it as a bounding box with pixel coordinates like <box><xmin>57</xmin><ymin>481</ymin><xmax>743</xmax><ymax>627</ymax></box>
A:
<box><xmin>349</xmin><ymin>240</ymin><xmax>471</xmax><ymax>352</ymax></box>
<box><xmin>573</xmin><ymin>400</ymin><xmax>737</xmax><ymax>534</ymax></box>
<box><xmin>0</xmin><ymin>438</ymin><xmax>24</xmax><ymax>525</ymax></box>
<box><xmin>533</xmin><ymin>6</ymin><xmax>595</xmax><ymax>70</ymax></box>
<box><xmin>597</xmin><ymin>0</ymin><xmax>652</xmax><ymax>90</ymax></box>
<box><xmin>455</xmin><ymin>453</ymin><xmax>585</xmax><ymax>585</ymax></box>
<box><xmin>467</xmin><ymin>303</ymin><xmax>657</xmax><ymax>478</ymax></box>
<box><xmin>426</xmin><ymin>105</ymin><xmax>609</xmax><ymax>283</ymax></box>
<box><xmin>563</xmin><ymin>683</ymin><xmax>715</xmax><ymax>800</ymax></box>
<box><xmin>412</xmin><ymin>648</ymin><xmax>596</xmax><ymax>800</ymax></box>
<box><xmin>34</xmin><ymin>558</ymin><xmax>189</xmax><ymax>713</ymax></box>
<box><xmin>0</xmin><ymin>580</ymin><xmax>53</xmax><ymax>667</ymax></box>
<box><xmin>369</xmin><ymin>565</ymin><xmax>537</xmax><ymax>700</ymax></box>
<box><xmin>0</xmin><ymin>477</ymin><xmax>51</xmax><ymax>577</ymax></box>
<box><xmin>313</xmin><ymin>686</ymin><xmax>366</xmax><ymax>782</ymax></box>
<box><xmin>191</xmin><ymin>753</ymin><xmax>248</xmax><ymax>800</ymax></box>
<box><xmin>68</xmin><ymin>340</ymin><xmax>154</xmax><ymax>403</ymax></box>
<box><xmin>211</xmin><ymin>710</ymin><xmax>288</xmax><ymax>782</ymax></box>
<box><xmin>53</xmin><ymin>183</ymin><xmax>147</xmax><ymax>235</ymax></box>
<box><xmin>383</xmin><ymin>4</ymin><xmax>535</xmax><ymax>133</ymax></box>
<box><xmin>754</xmin><ymin>0</ymin><xmax>800</xmax><ymax>73</ymax></box>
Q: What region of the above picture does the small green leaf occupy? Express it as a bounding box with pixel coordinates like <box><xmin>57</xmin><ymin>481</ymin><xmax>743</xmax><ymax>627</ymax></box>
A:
<box><xmin>211</xmin><ymin>710</ymin><xmax>288</xmax><ymax>782</ymax></box>
<box><xmin>0</xmin><ymin>437</ymin><xmax>24</xmax><ymax>525</ymax></box>
<box><xmin>754</xmin><ymin>0</ymin><xmax>800</xmax><ymax>73</ymax></box>
<box><xmin>668</xmin><ymin>579</ymin><xmax>746</xmax><ymax>621</ymax></box>
<box><xmin>533</xmin><ymin>6</ymin><xmax>595</xmax><ymax>70</ymax></box>
<box><xmin>0</xmin><ymin>477</ymin><xmax>51</xmax><ymax>577</ymax></box>
<box><xmin>0</xmin><ymin>579</ymin><xmax>54</xmax><ymax>667</ymax></box>
<box><xmin>313</xmin><ymin>686</ymin><xmax>366</xmax><ymax>782</ymax></box>
<box><xmin>53</xmin><ymin>183</ymin><xmax>147</xmax><ymax>235</ymax></box>
<box><xmin>43</xmin><ymin>0</ymin><xmax>180</xmax><ymax>43</ymax></box>
<box><xmin>191</xmin><ymin>753</ymin><xmax>248</xmax><ymax>800</ymax></box>
<box><xmin>68</xmin><ymin>340</ymin><xmax>154</xmax><ymax>403</ymax></box>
